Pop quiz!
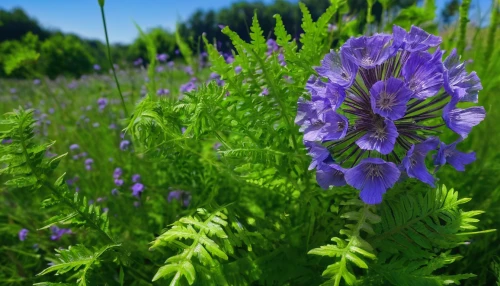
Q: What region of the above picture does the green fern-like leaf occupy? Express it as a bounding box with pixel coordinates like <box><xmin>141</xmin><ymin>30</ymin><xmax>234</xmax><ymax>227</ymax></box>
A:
<box><xmin>309</xmin><ymin>202</ymin><xmax>379</xmax><ymax>286</ymax></box>
<box><xmin>37</xmin><ymin>244</ymin><xmax>119</xmax><ymax>286</ymax></box>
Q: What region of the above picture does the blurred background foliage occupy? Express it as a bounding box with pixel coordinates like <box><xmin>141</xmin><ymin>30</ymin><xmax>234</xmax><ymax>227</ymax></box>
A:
<box><xmin>0</xmin><ymin>0</ymin><xmax>467</xmax><ymax>79</ymax></box>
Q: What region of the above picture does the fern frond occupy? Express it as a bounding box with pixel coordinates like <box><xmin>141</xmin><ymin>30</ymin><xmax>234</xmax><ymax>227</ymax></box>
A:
<box><xmin>370</xmin><ymin>185</ymin><xmax>488</xmax><ymax>260</ymax></box>
<box><xmin>37</xmin><ymin>244</ymin><xmax>120</xmax><ymax>286</ymax></box>
<box><xmin>151</xmin><ymin>207</ymin><xmax>254</xmax><ymax>285</ymax></box>
<box><xmin>309</xmin><ymin>203</ymin><xmax>379</xmax><ymax>286</ymax></box>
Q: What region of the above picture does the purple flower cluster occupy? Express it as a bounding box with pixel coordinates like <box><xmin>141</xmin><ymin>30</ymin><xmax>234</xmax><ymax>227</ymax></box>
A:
<box><xmin>113</xmin><ymin>167</ymin><xmax>124</xmax><ymax>186</ymax></box>
<box><xmin>297</xmin><ymin>25</ymin><xmax>485</xmax><ymax>204</ymax></box>
<box><xmin>84</xmin><ymin>158</ymin><xmax>94</xmax><ymax>171</ymax></box>
<box><xmin>131</xmin><ymin>174</ymin><xmax>144</xmax><ymax>197</ymax></box>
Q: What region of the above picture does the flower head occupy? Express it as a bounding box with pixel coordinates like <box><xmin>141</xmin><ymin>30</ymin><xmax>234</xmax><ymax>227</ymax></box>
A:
<box><xmin>19</xmin><ymin>229</ymin><xmax>29</xmax><ymax>241</ymax></box>
<box><xmin>131</xmin><ymin>183</ymin><xmax>144</xmax><ymax>197</ymax></box>
<box><xmin>119</xmin><ymin>140</ymin><xmax>130</xmax><ymax>151</ymax></box>
<box><xmin>132</xmin><ymin>174</ymin><xmax>141</xmax><ymax>183</ymax></box>
<box><xmin>297</xmin><ymin>25</ymin><xmax>485</xmax><ymax>204</ymax></box>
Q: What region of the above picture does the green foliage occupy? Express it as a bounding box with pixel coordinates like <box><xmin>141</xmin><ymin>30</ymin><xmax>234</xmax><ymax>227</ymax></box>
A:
<box><xmin>37</xmin><ymin>244</ymin><xmax>119</xmax><ymax>286</ymax></box>
<box><xmin>386</xmin><ymin>0</ymin><xmax>437</xmax><ymax>33</ymax></box>
<box><xmin>39</xmin><ymin>34</ymin><xmax>95</xmax><ymax>79</ymax></box>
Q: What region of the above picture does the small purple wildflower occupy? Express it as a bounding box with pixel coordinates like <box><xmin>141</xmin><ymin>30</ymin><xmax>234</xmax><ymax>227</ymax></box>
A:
<box><xmin>97</xmin><ymin>98</ymin><xmax>108</xmax><ymax>111</ymax></box>
<box><xmin>114</xmin><ymin>178</ymin><xmax>124</xmax><ymax>187</ymax></box>
<box><xmin>157</xmin><ymin>89</ymin><xmax>170</xmax><ymax>96</ymax></box>
<box><xmin>157</xmin><ymin>53</ymin><xmax>168</xmax><ymax>62</ymax></box>
<box><xmin>131</xmin><ymin>183</ymin><xmax>144</xmax><ymax>197</ymax></box>
<box><xmin>33</xmin><ymin>79</ymin><xmax>41</xmax><ymax>85</ymax></box>
<box><xmin>113</xmin><ymin>168</ymin><xmax>123</xmax><ymax>179</ymax></box>
<box><xmin>111</xmin><ymin>188</ymin><xmax>119</xmax><ymax>196</ymax></box>
<box><xmin>10</xmin><ymin>88</ymin><xmax>17</xmax><ymax>94</ymax></box>
<box><xmin>69</xmin><ymin>144</ymin><xmax>79</xmax><ymax>151</ymax></box>
<box><xmin>120</xmin><ymin>140</ymin><xmax>130</xmax><ymax>151</ymax></box>
<box><xmin>93</xmin><ymin>64</ymin><xmax>101</xmax><ymax>71</ymax></box>
<box><xmin>132</xmin><ymin>174</ymin><xmax>141</xmax><ymax>183</ymax></box>
<box><xmin>168</xmin><ymin>190</ymin><xmax>191</xmax><ymax>207</ymax></box>
<box><xmin>50</xmin><ymin>226</ymin><xmax>72</xmax><ymax>241</ymax></box>
<box><xmin>134</xmin><ymin>58</ymin><xmax>143</xmax><ymax>66</ymax></box>
<box><xmin>18</xmin><ymin>229</ymin><xmax>29</xmax><ymax>241</ymax></box>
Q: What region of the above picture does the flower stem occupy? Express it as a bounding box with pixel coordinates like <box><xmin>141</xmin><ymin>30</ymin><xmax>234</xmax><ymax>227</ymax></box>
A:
<box><xmin>99</xmin><ymin>4</ymin><xmax>128</xmax><ymax>117</ymax></box>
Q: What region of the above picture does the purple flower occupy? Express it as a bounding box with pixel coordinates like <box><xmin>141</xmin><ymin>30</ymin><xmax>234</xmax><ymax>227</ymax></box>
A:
<box><xmin>113</xmin><ymin>167</ymin><xmax>123</xmax><ymax>179</ymax></box>
<box><xmin>97</xmin><ymin>98</ymin><xmax>108</xmax><ymax>110</ymax></box>
<box><xmin>134</xmin><ymin>58</ymin><xmax>143</xmax><ymax>66</ymax></box>
<box><xmin>345</xmin><ymin>158</ymin><xmax>401</xmax><ymax>204</ymax></box>
<box><xmin>443</xmin><ymin>97</ymin><xmax>485</xmax><ymax>139</ymax></box>
<box><xmin>157</xmin><ymin>89</ymin><xmax>170</xmax><ymax>96</ymax></box>
<box><xmin>18</xmin><ymin>229</ymin><xmax>29</xmax><ymax>241</ymax></box>
<box><xmin>84</xmin><ymin>158</ymin><xmax>94</xmax><ymax>165</ymax></box>
<box><xmin>392</xmin><ymin>25</ymin><xmax>441</xmax><ymax>52</ymax></box>
<box><xmin>10</xmin><ymin>88</ymin><xmax>17</xmax><ymax>94</ymax></box>
<box><xmin>434</xmin><ymin>140</ymin><xmax>476</xmax><ymax>171</ymax></box>
<box><xmin>297</xmin><ymin>25</ymin><xmax>485</xmax><ymax>202</ymax></box>
<box><xmin>370</xmin><ymin>77</ymin><xmax>412</xmax><ymax>120</ymax></box>
<box><xmin>167</xmin><ymin>61</ymin><xmax>175</xmax><ymax>68</ymax></box>
<box><xmin>168</xmin><ymin>190</ymin><xmax>191</xmax><ymax>207</ymax></box>
<box><xmin>157</xmin><ymin>53</ymin><xmax>168</xmax><ymax>62</ymax></box>
<box><xmin>69</xmin><ymin>144</ymin><xmax>80</xmax><ymax>151</ymax></box>
<box><xmin>131</xmin><ymin>183</ymin><xmax>144</xmax><ymax>197</ymax></box>
<box><xmin>132</xmin><ymin>174</ymin><xmax>141</xmax><ymax>183</ymax></box>
<box><xmin>341</xmin><ymin>34</ymin><xmax>395</xmax><ymax>69</ymax></box>
<box><xmin>304</xmin><ymin>141</ymin><xmax>331</xmax><ymax>170</ymax></box>
<box><xmin>443</xmin><ymin>49</ymin><xmax>482</xmax><ymax>102</ymax></box>
<box><xmin>180</xmin><ymin>81</ymin><xmax>197</xmax><ymax>93</ymax></box>
<box><xmin>120</xmin><ymin>140</ymin><xmax>130</xmax><ymax>151</ymax></box>
<box><xmin>235</xmin><ymin>65</ymin><xmax>242</xmax><ymax>74</ymax></box>
<box><xmin>402</xmin><ymin>50</ymin><xmax>444</xmax><ymax>99</ymax></box>
<box><xmin>33</xmin><ymin>79</ymin><xmax>41</xmax><ymax>85</ymax></box>
<box><xmin>114</xmin><ymin>178</ymin><xmax>124</xmax><ymax>187</ymax></box>
<box><xmin>50</xmin><ymin>226</ymin><xmax>72</xmax><ymax>241</ymax></box>
<box><xmin>266</xmin><ymin>38</ymin><xmax>279</xmax><ymax>55</ymax></box>
<box><xmin>260</xmin><ymin>88</ymin><xmax>269</xmax><ymax>96</ymax></box>
<box><xmin>315</xmin><ymin>50</ymin><xmax>358</xmax><ymax>88</ymax></box>
<box><xmin>93</xmin><ymin>64</ymin><xmax>101</xmax><ymax>71</ymax></box>
<box><xmin>356</xmin><ymin>118</ymin><xmax>398</xmax><ymax>155</ymax></box>
<box><xmin>111</xmin><ymin>188</ymin><xmax>119</xmax><ymax>196</ymax></box>
<box><xmin>316</xmin><ymin>162</ymin><xmax>347</xmax><ymax>189</ymax></box>
<box><xmin>402</xmin><ymin>137</ymin><xmax>439</xmax><ymax>186</ymax></box>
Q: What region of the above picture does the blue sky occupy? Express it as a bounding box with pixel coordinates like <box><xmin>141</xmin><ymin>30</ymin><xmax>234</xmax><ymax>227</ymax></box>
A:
<box><xmin>0</xmin><ymin>0</ymin><xmax>493</xmax><ymax>44</ymax></box>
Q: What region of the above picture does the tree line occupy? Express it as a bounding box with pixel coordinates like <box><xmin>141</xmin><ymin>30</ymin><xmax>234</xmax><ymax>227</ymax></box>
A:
<box><xmin>0</xmin><ymin>0</ymin><xmax>460</xmax><ymax>79</ymax></box>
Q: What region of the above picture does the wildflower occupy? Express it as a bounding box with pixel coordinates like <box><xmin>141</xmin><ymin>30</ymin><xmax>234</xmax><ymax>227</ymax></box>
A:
<box><xmin>119</xmin><ymin>140</ymin><xmax>130</xmax><ymax>151</ymax></box>
<box><xmin>184</xmin><ymin>66</ymin><xmax>194</xmax><ymax>76</ymax></box>
<box><xmin>157</xmin><ymin>89</ymin><xmax>170</xmax><ymax>96</ymax></box>
<box><xmin>132</xmin><ymin>174</ymin><xmax>141</xmax><ymax>183</ymax></box>
<box><xmin>114</xmin><ymin>178</ymin><xmax>124</xmax><ymax>187</ymax></box>
<box><xmin>92</xmin><ymin>122</ymin><xmax>100</xmax><ymax>128</ymax></box>
<box><xmin>297</xmin><ymin>25</ymin><xmax>485</xmax><ymax>204</ymax></box>
<box><xmin>235</xmin><ymin>66</ymin><xmax>242</xmax><ymax>74</ymax></box>
<box><xmin>93</xmin><ymin>64</ymin><xmax>101</xmax><ymax>71</ymax></box>
<box><xmin>50</xmin><ymin>226</ymin><xmax>72</xmax><ymax>241</ymax></box>
<box><xmin>33</xmin><ymin>79</ymin><xmax>41</xmax><ymax>85</ymax></box>
<box><xmin>180</xmin><ymin>80</ymin><xmax>197</xmax><ymax>93</ymax></box>
<box><xmin>97</xmin><ymin>98</ymin><xmax>108</xmax><ymax>110</ymax></box>
<box><xmin>84</xmin><ymin>158</ymin><xmax>94</xmax><ymax>171</ymax></box>
<box><xmin>209</xmin><ymin>72</ymin><xmax>224</xmax><ymax>86</ymax></box>
<box><xmin>157</xmin><ymin>53</ymin><xmax>168</xmax><ymax>62</ymax></box>
<box><xmin>10</xmin><ymin>88</ymin><xmax>17</xmax><ymax>94</ymax></box>
<box><xmin>131</xmin><ymin>183</ymin><xmax>144</xmax><ymax>197</ymax></box>
<box><xmin>167</xmin><ymin>61</ymin><xmax>175</xmax><ymax>68</ymax></box>
<box><xmin>111</xmin><ymin>188</ymin><xmax>119</xmax><ymax>196</ymax></box>
<box><xmin>18</xmin><ymin>229</ymin><xmax>29</xmax><ymax>241</ymax></box>
<box><xmin>266</xmin><ymin>39</ymin><xmax>279</xmax><ymax>55</ymax></box>
<box><xmin>260</xmin><ymin>88</ymin><xmax>269</xmax><ymax>96</ymax></box>
<box><xmin>134</xmin><ymin>58</ymin><xmax>143</xmax><ymax>66</ymax></box>
<box><xmin>69</xmin><ymin>144</ymin><xmax>80</xmax><ymax>151</ymax></box>
<box><xmin>168</xmin><ymin>190</ymin><xmax>191</xmax><ymax>207</ymax></box>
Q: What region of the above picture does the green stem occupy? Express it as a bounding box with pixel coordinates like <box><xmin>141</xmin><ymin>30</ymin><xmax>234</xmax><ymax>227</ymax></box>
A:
<box><xmin>99</xmin><ymin>4</ymin><xmax>128</xmax><ymax>117</ymax></box>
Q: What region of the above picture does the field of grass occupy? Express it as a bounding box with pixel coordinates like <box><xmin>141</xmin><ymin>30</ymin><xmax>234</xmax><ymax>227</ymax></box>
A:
<box><xmin>1</xmin><ymin>1</ymin><xmax>500</xmax><ymax>285</ymax></box>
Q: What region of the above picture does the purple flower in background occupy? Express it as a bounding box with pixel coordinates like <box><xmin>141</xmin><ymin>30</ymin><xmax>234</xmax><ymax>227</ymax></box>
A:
<box><xmin>97</xmin><ymin>98</ymin><xmax>108</xmax><ymax>111</ymax></box>
<box><xmin>260</xmin><ymin>88</ymin><xmax>269</xmax><ymax>96</ymax></box>
<box><xmin>18</xmin><ymin>229</ymin><xmax>29</xmax><ymax>241</ymax></box>
<box><xmin>84</xmin><ymin>158</ymin><xmax>94</xmax><ymax>171</ymax></box>
<box><xmin>111</xmin><ymin>188</ymin><xmax>119</xmax><ymax>196</ymax></box>
<box><xmin>134</xmin><ymin>58</ymin><xmax>143</xmax><ymax>66</ymax></box>
<box><xmin>266</xmin><ymin>38</ymin><xmax>279</xmax><ymax>55</ymax></box>
<box><xmin>156</xmin><ymin>66</ymin><xmax>165</xmax><ymax>72</ymax></box>
<box><xmin>157</xmin><ymin>53</ymin><xmax>168</xmax><ymax>62</ymax></box>
<box><xmin>298</xmin><ymin>25</ymin><xmax>485</xmax><ymax>204</ymax></box>
<box><xmin>132</xmin><ymin>174</ymin><xmax>141</xmax><ymax>183</ymax></box>
<box><xmin>68</xmin><ymin>81</ymin><xmax>78</xmax><ymax>89</ymax></box>
<box><xmin>175</xmin><ymin>49</ymin><xmax>180</xmax><ymax>55</ymax></box>
<box><xmin>120</xmin><ymin>140</ymin><xmax>130</xmax><ymax>151</ymax></box>
<box><xmin>180</xmin><ymin>80</ymin><xmax>197</xmax><ymax>93</ymax></box>
<box><xmin>33</xmin><ymin>79</ymin><xmax>41</xmax><ymax>85</ymax></box>
<box><xmin>93</xmin><ymin>64</ymin><xmax>101</xmax><ymax>71</ymax></box>
<box><xmin>167</xmin><ymin>61</ymin><xmax>175</xmax><ymax>68</ymax></box>
<box><xmin>157</xmin><ymin>89</ymin><xmax>170</xmax><ymax>96</ymax></box>
<box><xmin>69</xmin><ymin>144</ymin><xmax>80</xmax><ymax>151</ymax></box>
<box><xmin>235</xmin><ymin>66</ymin><xmax>242</xmax><ymax>74</ymax></box>
<box><xmin>113</xmin><ymin>167</ymin><xmax>123</xmax><ymax>179</ymax></box>
<box><xmin>209</xmin><ymin>72</ymin><xmax>224</xmax><ymax>86</ymax></box>
<box><xmin>168</xmin><ymin>190</ymin><xmax>191</xmax><ymax>207</ymax></box>
<box><xmin>50</xmin><ymin>226</ymin><xmax>72</xmax><ymax>241</ymax></box>
<box><xmin>131</xmin><ymin>183</ymin><xmax>144</xmax><ymax>197</ymax></box>
<box><xmin>114</xmin><ymin>178</ymin><xmax>124</xmax><ymax>187</ymax></box>
<box><xmin>2</xmin><ymin>138</ymin><xmax>13</xmax><ymax>145</ymax></box>
<box><xmin>183</xmin><ymin>66</ymin><xmax>194</xmax><ymax>76</ymax></box>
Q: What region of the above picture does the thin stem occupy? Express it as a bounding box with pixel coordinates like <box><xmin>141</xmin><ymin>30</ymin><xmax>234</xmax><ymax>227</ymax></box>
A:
<box><xmin>99</xmin><ymin>5</ymin><xmax>128</xmax><ymax>117</ymax></box>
